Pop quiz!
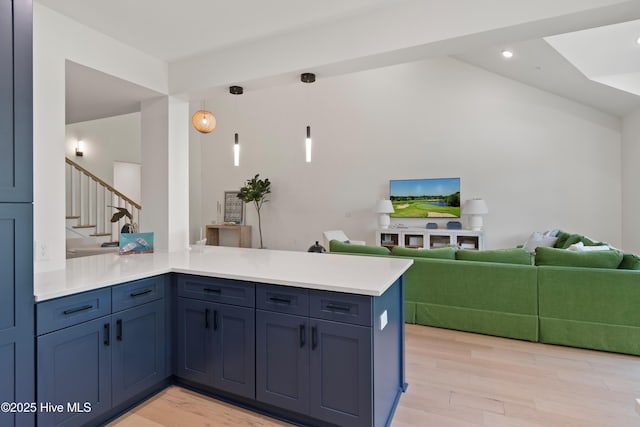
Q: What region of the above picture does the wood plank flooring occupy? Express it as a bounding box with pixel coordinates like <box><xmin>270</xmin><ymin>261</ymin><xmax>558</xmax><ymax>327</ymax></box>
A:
<box><xmin>107</xmin><ymin>324</ymin><xmax>640</xmax><ymax>427</ymax></box>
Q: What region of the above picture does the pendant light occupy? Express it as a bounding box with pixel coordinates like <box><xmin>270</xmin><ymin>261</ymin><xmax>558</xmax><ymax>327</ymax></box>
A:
<box><xmin>301</xmin><ymin>72</ymin><xmax>316</xmax><ymax>163</ymax></box>
<box><xmin>192</xmin><ymin>100</ymin><xmax>216</xmax><ymax>134</ymax></box>
<box><xmin>230</xmin><ymin>85</ymin><xmax>243</xmax><ymax>166</ymax></box>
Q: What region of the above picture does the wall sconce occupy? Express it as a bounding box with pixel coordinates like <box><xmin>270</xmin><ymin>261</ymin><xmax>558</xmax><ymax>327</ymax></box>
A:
<box><xmin>75</xmin><ymin>140</ymin><xmax>84</xmax><ymax>157</ymax></box>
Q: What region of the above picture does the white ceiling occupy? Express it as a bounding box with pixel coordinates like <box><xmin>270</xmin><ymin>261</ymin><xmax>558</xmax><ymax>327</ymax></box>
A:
<box><xmin>36</xmin><ymin>0</ymin><xmax>394</xmax><ymax>62</ymax></box>
<box><xmin>37</xmin><ymin>0</ymin><xmax>640</xmax><ymax>122</ymax></box>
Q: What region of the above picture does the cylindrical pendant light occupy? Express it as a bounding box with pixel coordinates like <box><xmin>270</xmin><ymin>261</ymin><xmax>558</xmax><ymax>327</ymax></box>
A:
<box><xmin>230</xmin><ymin>85</ymin><xmax>244</xmax><ymax>166</ymax></box>
<box><xmin>305</xmin><ymin>126</ymin><xmax>312</xmax><ymax>163</ymax></box>
<box><xmin>301</xmin><ymin>73</ymin><xmax>316</xmax><ymax>163</ymax></box>
<box><xmin>234</xmin><ymin>133</ymin><xmax>240</xmax><ymax>167</ymax></box>
<box><xmin>192</xmin><ymin>108</ymin><xmax>216</xmax><ymax>134</ymax></box>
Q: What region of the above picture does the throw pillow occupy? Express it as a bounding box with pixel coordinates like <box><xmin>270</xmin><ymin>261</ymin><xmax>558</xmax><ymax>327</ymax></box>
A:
<box><xmin>618</xmin><ymin>253</ymin><xmax>640</xmax><ymax>270</ymax></box>
<box><xmin>456</xmin><ymin>248</ymin><xmax>533</xmax><ymax>265</ymax></box>
<box><xmin>553</xmin><ymin>231</ymin><xmax>572</xmax><ymax>248</ymax></box>
<box><xmin>567</xmin><ymin>242</ymin><xmax>611</xmax><ymax>252</ymax></box>
<box><xmin>392</xmin><ymin>246</ymin><xmax>456</xmax><ymax>260</ymax></box>
<box><xmin>535</xmin><ymin>246</ymin><xmax>622</xmax><ymax>269</ymax></box>
<box><xmin>523</xmin><ymin>232</ymin><xmax>558</xmax><ymax>253</ymax></box>
<box><xmin>329</xmin><ymin>239</ymin><xmax>390</xmax><ymax>256</ymax></box>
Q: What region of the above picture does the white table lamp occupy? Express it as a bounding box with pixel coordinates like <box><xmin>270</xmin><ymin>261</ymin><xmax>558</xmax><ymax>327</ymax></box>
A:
<box><xmin>463</xmin><ymin>198</ymin><xmax>488</xmax><ymax>230</ymax></box>
<box><xmin>376</xmin><ymin>200</ymin><xmax>395</xmax><ymax>229</ymax></box>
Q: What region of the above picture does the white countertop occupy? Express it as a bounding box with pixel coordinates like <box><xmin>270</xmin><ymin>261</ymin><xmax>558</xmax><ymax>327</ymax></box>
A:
<box><xmin>34</xmin><ymin>246</ymin><xmax>413</xmax><ymax>302</ymax></box>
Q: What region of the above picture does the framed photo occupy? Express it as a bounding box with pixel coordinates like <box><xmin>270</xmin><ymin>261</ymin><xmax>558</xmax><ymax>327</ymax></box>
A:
<box><xmin>119</xmin><ymin>232</ymin><xmax>154</xmax><ymax>255</ymax></box>
<box><xmin>224</xmin><ymin>191</ymin><xmax>244</xmax><ymax>224</ymax></box>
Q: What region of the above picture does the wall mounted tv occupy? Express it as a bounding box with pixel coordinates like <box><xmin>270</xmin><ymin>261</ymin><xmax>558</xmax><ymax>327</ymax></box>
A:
<box><xmin>390</xmin><ymin>178</ymin><xmax>460</xmax><ymax>218</ymax></box>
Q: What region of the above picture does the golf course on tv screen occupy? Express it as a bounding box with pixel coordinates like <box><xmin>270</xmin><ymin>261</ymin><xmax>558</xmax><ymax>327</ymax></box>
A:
<box><xmin>390</xmin><ymin>178</ymin><xmax>460</xmax><ymax>218</ymax></box>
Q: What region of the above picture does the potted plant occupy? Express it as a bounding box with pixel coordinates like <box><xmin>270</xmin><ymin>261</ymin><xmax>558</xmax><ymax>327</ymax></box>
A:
<box><xmin>237</xmin><ymin>174</ymin><xmax>271</xmax><ymax>249</ymax></box>
<box><xmin>109</xmin><ymin>206</ymin><xmax>137</xmax><ymax>233</ymax></box>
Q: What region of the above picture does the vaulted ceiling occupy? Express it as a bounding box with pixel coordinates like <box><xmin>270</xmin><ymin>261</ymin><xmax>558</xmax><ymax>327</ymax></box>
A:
<box><xmin>36</xmin><ymin>0</ymin><xmax>640</xmax><ymax>122</ymax></box>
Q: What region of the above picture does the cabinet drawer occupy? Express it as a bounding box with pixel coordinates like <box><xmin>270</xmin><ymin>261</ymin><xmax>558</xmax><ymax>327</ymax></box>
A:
<box><xmin>37</xmin><ymin>288</ymin><xmax>111</xmax><ymax>335</ymax></box>
<box><xmin>256</xmin><ymin>284</ymin><xmax>309</xmax><ymax>316</ymax></box>
<box><xmin>112</xmin><ymin>276</ymin><xmax>165</xmax><ymax>313</ymax></box>
<box><xmin>309</xmin><ymin>290</ymin><xmax>372</xmax><ymax>326</ymax></box>
<box><xmin>177</xmin><ymin>275</ymin><xmax>255</xmax><ymax>307</ymax></box>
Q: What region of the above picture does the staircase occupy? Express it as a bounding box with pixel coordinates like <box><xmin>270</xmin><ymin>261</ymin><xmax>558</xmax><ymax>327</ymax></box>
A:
<box><xmin>65</xmin><ymin>157</ymin><xmax>141</xmax><ymax>243</ymax></box>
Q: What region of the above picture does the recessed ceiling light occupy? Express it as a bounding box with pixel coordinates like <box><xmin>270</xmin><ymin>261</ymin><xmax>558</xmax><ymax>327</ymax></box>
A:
<box><xmin>501</xmin><ymin>50</ymin><xmax>514</xmax><ymax>59</ymax></box>
<box><xmin>636</xmin><ymin>36</ymin><xmax>640</xmax><ymax>45</ymax></box>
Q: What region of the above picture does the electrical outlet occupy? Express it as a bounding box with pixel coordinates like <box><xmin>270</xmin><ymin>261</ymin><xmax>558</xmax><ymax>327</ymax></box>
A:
<box><xmin>35</xmin><ymin>241</ymin><xmax>49</xmax><ymax>261</ymax></box>
<box><xmin>380</xmin><ymin>310</ymin><xmax>388</xmax><ymax>331</ymax></box>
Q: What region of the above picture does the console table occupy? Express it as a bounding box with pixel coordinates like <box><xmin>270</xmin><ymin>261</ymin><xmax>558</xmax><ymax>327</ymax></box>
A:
<box><xmin>376</xmin><ymin>227</ymin><xmax>485</xmax><ymax>251</ymax></box>
<box><xmin>206</xmin><ymin>224</ymin><xmax>252</xmax><ymax>248</ymax></box>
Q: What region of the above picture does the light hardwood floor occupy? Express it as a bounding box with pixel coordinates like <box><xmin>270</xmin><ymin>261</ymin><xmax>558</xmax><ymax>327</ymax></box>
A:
<box><xmin>108</xmin><ymin>324</ymin><xmax>640</xmax><ymax>427</ymax></box>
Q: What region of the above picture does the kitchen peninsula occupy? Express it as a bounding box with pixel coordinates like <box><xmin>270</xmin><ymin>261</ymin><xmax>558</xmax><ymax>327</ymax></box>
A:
<box><xmin>34</xmin><ymin>246</ymin><xmax>412</xmax><ymax>427</ymax></box>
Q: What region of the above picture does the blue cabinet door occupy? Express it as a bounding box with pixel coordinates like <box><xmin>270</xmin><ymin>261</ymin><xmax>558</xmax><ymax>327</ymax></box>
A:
<box><xmin>176</xmin><ymin>298</ymin><xmax>215</xmax><ymax>385</ymax></box>
<box><xmin>212</xmin><ymin>304</ymin><xmax>255</xmax><ymax>399</ymax></box>
<box><xmin>176</xmin><ymin>296</ymin><xmax>255</xmax><ymax>398</ymax></box>
<box><xmin>256</xmin><ymin>310</ymin><xmax>309</xmax><ymax>414</ymax></box>
<box><xmin>37</xmin><ymin>316</ymin><xmax>112</xmax><ymax>427</ymax></box>
<box><xmin>309</xmin><ymin>320</ymin><xmax>372</xmax><ymax>427</ymax></box>
<box><xmin>112</xmin><ymin>299</ymin><xmax>167</xmax><ymax>407</ymax></box>
<box><xmin>0</xmin><ymin>204</ymin><xmax>33</xmax><ymax>427</ymax></box>
<box><xmin>0</xmin><ymin>0</ymin><xmax>32</xmax><ymax>202</ymax></box>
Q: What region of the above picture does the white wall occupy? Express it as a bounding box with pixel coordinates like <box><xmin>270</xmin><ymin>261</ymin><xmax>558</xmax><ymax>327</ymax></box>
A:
<box><xmin>622</xmin><ymin>108</ymin><xmax>640</xmax><ymax>252</ymax></box>
<box><xmin>65</xmin><ymin>112</ymin><xmax>141</xmax><ymax>189</ymax></box>
<box><xmin>113</xmin><ymin>162</ymin><xmax>141</xmax><ymax>203</ymax></box>
<box><xmin>34</xmin><ymin>4</ymin><xmax>168</xmax><ymax>272</ymax></box>
<box><xmin>196</xmin><ymin>57</ymin><xmax>623</xmax><ymax>251</ymax></box>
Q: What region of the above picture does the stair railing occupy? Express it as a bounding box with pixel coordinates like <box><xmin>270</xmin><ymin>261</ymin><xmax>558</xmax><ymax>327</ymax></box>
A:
<box><xmin>65</xmin><ymin>157</ymin><xmax>141</xmax><ymax>242</ymax></box>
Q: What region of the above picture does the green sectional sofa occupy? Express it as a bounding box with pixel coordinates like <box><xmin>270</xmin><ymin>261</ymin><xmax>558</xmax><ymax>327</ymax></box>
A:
<box><xmin>329</xmin><ymin>239</ymin><xmax>640</xmax><ymax>356</ymax></box>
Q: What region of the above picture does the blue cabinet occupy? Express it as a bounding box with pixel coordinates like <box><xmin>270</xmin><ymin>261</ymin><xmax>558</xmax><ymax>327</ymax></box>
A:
<box><xmin>36</xmin><ymin>276</ymin><xmax>169</xmax><ymax>426</ymax></box>
<box><xmin>0</xmin><ymin>0</ymin><xmax>32</xmax><ymax>202</ymax></box>
<box><xmin>175</xmin><ymin>276</ymin><xmax>255</xmax><ymax>400</ymax></box>
<box><xmin>37</xmin><ymin>317</ymin><xmax>112</xmax><ymax>427</ymax></box>
<box><xmin>309</xmin><ymin>319</ymin><xmax>371</xmax><ymax>427</ymax></box>
<box><xmin>0</xmin><ymin>1</ymin><xmax>34</xmax><ymax>426</ymax></box>
<box><xmin>112</xmin><ymin>299</ymin><xmax>166</xmax><ymax>407</ymax></box>
<box><xmin>0</xmin><ymin>204</ymin><xmax>33</xmax><ymax>427</ymax></box>
<box><xmin>255</xmin><ymin>310</ymin><xmax>309</xmax><ymax>413</ymax></box>
<box><xmin>255</xmin><ymin>284</ymin><xmax>373</xmax><ymax>427</ymax></box>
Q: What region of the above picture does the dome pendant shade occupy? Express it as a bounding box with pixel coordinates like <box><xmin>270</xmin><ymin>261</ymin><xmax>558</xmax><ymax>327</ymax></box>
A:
<box><xmin>192</xmin><ymin>110</ymin><xmax>216</xmax><ymax>134</ymax></box>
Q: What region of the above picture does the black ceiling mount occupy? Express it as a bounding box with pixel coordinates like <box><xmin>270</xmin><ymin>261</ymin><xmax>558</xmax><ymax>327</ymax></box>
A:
<box><xmin>229</xmin><ymin>85</ymin><xmax>244</xmax><ymax>95</ymax></box>
<box><xmin>301</xmin><ymin>72</ymin><xmax>316</xmax><ymax>83</ymax></box>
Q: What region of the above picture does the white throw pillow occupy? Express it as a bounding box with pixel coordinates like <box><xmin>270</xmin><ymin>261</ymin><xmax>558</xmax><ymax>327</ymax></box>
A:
<box><xmin>524</xmin><ymin>232</ymin><xmax>558</xmax><ymax>253</ymax></box>
<box><xmin>568</xmin><ymin>241</ymin><xmax>611</xmax><ymax>252</ymax></box>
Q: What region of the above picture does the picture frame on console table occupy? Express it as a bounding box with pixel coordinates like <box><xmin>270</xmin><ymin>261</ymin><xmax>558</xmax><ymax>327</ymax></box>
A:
<box><xmin>224</xmin><ymin>191</ymin><xmax>244</xmax><ymax>224</ymax></box>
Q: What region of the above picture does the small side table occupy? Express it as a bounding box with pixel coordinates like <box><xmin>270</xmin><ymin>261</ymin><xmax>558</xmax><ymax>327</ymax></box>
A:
<box><xmin>206</xmin><ymin>224</ymin><xmax>252</xmax><ymax>248</ymax></box>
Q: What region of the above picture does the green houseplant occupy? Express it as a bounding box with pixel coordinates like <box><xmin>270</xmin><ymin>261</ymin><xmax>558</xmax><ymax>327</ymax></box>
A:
<box><xmin>237</xmin><ymin>174</ymin><xmax>271</xmax><ymax>249</ymax></box>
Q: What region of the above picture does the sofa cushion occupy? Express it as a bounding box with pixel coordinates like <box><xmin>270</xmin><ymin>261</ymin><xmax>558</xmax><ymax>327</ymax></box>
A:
<box><xmin>392</xmin><ymin>246</ymin><xmax>456</xmax><ymax>259</ymax></box>
<box><xmin>535</xmin><ymin>246</ymin><xmax>622</xmax><ymax>269</ymax></box>
<box><xmin>329</xmin><ymin>239</ymin><xmax>390</xmax><ymax>255</ymax></box>
<box><xmin>456</xmin><ymin>248</ymin><xmax>533</xmax><ymax>265</ymax></box>
<box><xmin>618</xmin><ymin>253</ymin><xmax>640</xmax><ymax>270</ymax></box>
